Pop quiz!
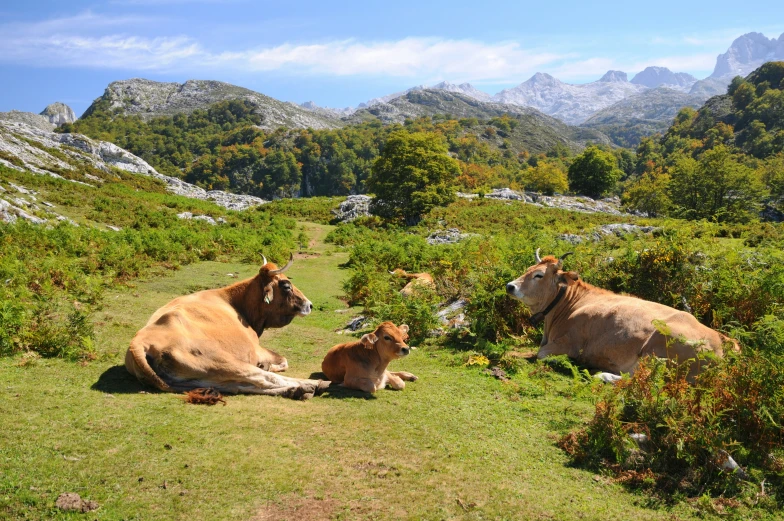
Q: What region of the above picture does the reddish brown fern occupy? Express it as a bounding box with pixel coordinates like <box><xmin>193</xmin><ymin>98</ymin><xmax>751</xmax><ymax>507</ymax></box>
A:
<box><xmin>183</xmin><ymin>388</ymin><xmax>226</xmax><ymax>406</ymax></box>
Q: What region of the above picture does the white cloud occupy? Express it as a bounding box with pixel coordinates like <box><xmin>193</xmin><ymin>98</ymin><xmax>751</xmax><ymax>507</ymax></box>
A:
<box><xmin>0</xmin><ymin>12</ymin><xmax>733</xmax><ymax>83</ymax></box>
<box><xmin>213</xmin><ymin>38</ymin><xmax>566</xmax><ymax>82</ymax></box>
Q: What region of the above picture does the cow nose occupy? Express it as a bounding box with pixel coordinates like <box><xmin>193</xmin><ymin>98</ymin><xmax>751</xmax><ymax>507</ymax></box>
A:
<box><xmin>301</xmin><ymin>300</ymin><xmax>312</xmax><ymax>315</ymax></box>
<box><xmin>401</xmin><ymin>347</ymin><xmax>410</xmax><ymax>356</ymax></box>
<box><xmin>506</xmin><ymin>283</ymin><xmax>516</xmax><ymax>294</ymax></box>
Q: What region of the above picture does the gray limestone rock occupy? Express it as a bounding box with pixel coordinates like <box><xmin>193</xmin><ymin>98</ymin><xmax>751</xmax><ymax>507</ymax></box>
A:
<box><xmin>40</xmin><ymin>102</ymin><xmax>77</xmax><ymax>126</ymax></box>
<box><xmin>332</xmin><ymin>195</ymin><xmax>371</xmax><ymax>222</ymax></box>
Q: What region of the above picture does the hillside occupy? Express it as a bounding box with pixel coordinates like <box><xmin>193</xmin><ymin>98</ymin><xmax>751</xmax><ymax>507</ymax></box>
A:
<box><xmin>0</xmin><ymin>119</ymin><xmax>267</xmax><ymax>219</ymax></box>
<box><xmin>666</xmin><ymin>61</ymin><xmax>784</xmax><ymax>159</ymax></box>
<box><xmin>347</xmin><ymin>89</ymin><xmax>611</xmax><ymax>150</ymax></box>
<box><xmin>83</xmin><ymin>78</ymin><xmax>342</xmax><ymax>130</ymax></box>
<box><xmin>581</xmin><ymin>88</ymin><xmax>705</xmax><ymax>147</ymax></box>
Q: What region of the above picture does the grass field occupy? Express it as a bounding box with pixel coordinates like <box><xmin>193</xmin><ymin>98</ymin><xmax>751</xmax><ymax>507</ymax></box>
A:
<box><xmin>0</xmin><ymin>222</ymin><xmax>763</xmax><ymax>520</ymax></box>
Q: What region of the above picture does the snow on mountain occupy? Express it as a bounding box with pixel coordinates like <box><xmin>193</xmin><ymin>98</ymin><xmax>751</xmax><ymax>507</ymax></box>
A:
<box><xmin>491</xmin><ymin>71</ymin><xmax>647</xmax><ymax>125</ymax></box>
<box><xmin>631</xmin><ymin>67</ymin><xmax>697</xmax><ymax>91</ymax></box>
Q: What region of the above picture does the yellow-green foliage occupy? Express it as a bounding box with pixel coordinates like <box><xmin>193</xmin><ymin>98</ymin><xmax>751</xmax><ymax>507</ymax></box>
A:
<box><xmin>0</xmin><ymin>166</ymin><xmax>297</xmax><ymax>360</ymax></box>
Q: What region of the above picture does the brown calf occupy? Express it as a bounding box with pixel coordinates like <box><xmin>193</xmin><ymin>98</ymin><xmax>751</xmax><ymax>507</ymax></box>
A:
<box><xmin>321</xmin><ymin>322</ymin><xmax>417</xmax><ymax>392</ymax></box>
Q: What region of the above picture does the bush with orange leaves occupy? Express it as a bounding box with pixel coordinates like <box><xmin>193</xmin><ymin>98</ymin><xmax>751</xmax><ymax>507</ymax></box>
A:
<box><xmin>559</xmin><ymin>353</ymin><xmax>784</xmax><ymax>508</ymax></box>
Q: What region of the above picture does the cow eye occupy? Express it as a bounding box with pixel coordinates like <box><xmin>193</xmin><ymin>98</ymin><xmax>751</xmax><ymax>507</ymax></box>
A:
<box><xmin>534</xmin><ymin>274</ymin><xmax>544</xmax><ymax>279</ymax></box>
<box><xmin>384</xmin><ymin>335</ymin><xmax>391</xmax><ymax>341</ymax></box>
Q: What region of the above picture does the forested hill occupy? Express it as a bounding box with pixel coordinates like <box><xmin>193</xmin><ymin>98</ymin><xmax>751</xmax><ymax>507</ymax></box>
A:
<box><xmin>62</xmin><ymin>94</ymin><xmax>609</xmax><ymax>200</ymax></box>
<box><xmin>347</xmin><ymin>89</ymin><xmax>611</xmax><ymax>149</ymax></box>
<box><xmin>663</xmin><ymin>61</ymin><xmax>784</xmax><ymax>159</ymax></box>
<box><xmin>621</xmin><ymin>62</ymin><xmax>784</xmax><ymax>222</ymax></box>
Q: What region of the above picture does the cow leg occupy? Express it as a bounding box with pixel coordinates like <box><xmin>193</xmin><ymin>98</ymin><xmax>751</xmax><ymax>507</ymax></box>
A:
<box><xmin>385</xmin><ymin>372</ymin><xmax>406</xmax><ymax>391</ymax></box>
<box><xmin>255</xmin><ymin>346</ymin><xmax>289</xmax><ymax>372</ymax></box>
<box><xmin>536</xmin><ymin>340</ymin><xmax>572</xmax><ymax>360</ymax></box>
<box><xmin>341</xmin><ymin>377</ymin><xmax>377</xmax><ymax>393</ymax></box>
<box><xmin>190</xmin><ymin>364</ymin><xmax>328</xmax><ymax>400</ymax></box>
<box><xmin>390</xmin><ymin>371</ymin><xmax>417</xmax><ymax>382</ymax></box>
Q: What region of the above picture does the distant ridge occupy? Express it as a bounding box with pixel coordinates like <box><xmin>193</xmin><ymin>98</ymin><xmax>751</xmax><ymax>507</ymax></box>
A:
<box><xmin>83</xmin><ymin>78</ymin><xmax>341</xmax><ymax>130</ymax></box>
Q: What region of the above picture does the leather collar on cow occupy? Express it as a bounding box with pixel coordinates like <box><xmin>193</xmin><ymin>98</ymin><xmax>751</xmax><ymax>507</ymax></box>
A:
<box><xmin>528</xmin><ymin>285</ymin><xmax>567</xmax><ymax>327</ymax></box>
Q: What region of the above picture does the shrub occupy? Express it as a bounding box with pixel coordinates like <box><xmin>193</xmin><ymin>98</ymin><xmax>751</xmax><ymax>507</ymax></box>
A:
<box><xmin>560</xmin><ymin>353</ymin><xmax>784</xmax><ymax>509</ymax></box>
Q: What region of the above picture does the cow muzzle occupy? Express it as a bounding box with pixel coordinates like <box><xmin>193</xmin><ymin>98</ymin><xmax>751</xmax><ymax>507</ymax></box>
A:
<box><xmin>506</xmin><ymin>282</ymin><xmax>522</xmax><ymax>299</ymax></box>
<box><xmin>400</xmin><ymin>347</ymin><xmax>410</xmax><ymax>356</ymax></box>
<box><xmin>299</xmin><ymin>300</ymin><xmax>313</xmax><ymax>316</ymax></box>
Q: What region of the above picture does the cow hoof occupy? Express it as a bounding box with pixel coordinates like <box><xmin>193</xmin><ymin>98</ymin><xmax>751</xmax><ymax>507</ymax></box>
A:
<box><xmin>315</xmin><ymin>380</ymin><xmax>331</xmax><ymax>395</ymax></box>
<box><xmin>270</xmin><ymin>360</ymin><xmax>289</xmax><ymax>372</ymax></box>
<box><xmin>300</xmin><ymin>392</ymin><xmax>315</xmax><ymax>401</ymax></box>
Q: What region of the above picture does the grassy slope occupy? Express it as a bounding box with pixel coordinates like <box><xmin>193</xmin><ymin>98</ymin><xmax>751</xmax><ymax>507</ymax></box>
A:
<box><xmin>2</xmin><ymin>223</ymin><xmax>707</xmax><ymax>521</ymax></box>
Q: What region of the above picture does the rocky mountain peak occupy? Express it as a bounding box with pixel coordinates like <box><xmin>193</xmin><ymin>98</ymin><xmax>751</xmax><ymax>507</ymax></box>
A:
<box><xmin>527</xmin><ymin>72</ymin><xmax>561</xmax><ymax>85</ymax></box>
<box><xmin>39</xmin><ymin>102</ymin><xmax>76</xmax><ymax>126</ymax></box>
<box><xmin>630</xmin><ymin>67</ymin><xmax>697</xmax><ymax>89</ymax></box>
<box><xmin>599</xmin><ymin>70</ymin><xmax>628</xmax><ymax>83</ymax></box>
<box><xmin>711</xmin><ymin>32</ymin><xmax>784</xmax><ymax>78</ymax></box>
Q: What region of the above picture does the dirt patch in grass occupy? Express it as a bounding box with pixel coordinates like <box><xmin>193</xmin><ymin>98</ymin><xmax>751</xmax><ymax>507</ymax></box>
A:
<box><xmin>251</xmin><ymin>496</ymin><xmax>340</xmax><ymax>521</ymax></box>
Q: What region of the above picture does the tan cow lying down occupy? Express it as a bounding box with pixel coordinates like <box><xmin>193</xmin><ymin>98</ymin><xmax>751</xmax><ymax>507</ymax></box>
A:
<box><xmin>126</xmin><ymin>255</ymin><xmax>330</xmax><ymax>400</ymax></box>
<box><xmin>390</xmin><ymin>269</ymin><xmax>434</xmax><ymax>297</ymax></box>
<box><xmin>506</xmin><ymin>250</ymin><xmax>739</xmax><ymax>378</ymax></box>
<box><xmin>321</xmin><ymin>322</ymin><xmax>417</xmax><ymax>392</ymax></box>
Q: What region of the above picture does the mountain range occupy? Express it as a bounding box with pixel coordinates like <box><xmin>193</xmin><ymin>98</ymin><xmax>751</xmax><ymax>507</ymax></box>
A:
<box><xmin>5</xmin><ymin>31</ymin><xmax>783</xmax><ymax>150</ymax></box>
<box><xmin>298</xmin><ymin>31</ymin><xmax>784</xmax><ymax>141</ymax></box>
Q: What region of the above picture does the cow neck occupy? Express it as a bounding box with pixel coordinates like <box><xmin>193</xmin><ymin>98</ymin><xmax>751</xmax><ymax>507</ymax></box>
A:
<box><xmin>226</xmin><ymin>277</ymin><xmax>267</xmax><ymax>336</ymax></box>
<box><xmin>528</xmin><ymin>285</ymin><xmax>567</xmax><ymax>327</ymax></box>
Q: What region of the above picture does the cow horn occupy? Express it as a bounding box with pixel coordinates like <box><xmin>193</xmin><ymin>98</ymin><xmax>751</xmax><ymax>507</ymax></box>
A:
<box><xmin>557</xmin><ymin>252</ymin><xmax>574</xmax><ymax>268</ymax></box>
<box><xmin>262</xmin><ymin>255</ymin><xmax>268</xmax><ymax>266</ymax></box>
<box><xmin>535</xmin><ymin>248</ymin><xmax>542</xmax><ymax>263</ymax></box>
<box><xmin>268</xmin><ymin>253</ymin><xmax>294</xmax><ymax>274</ymax></box>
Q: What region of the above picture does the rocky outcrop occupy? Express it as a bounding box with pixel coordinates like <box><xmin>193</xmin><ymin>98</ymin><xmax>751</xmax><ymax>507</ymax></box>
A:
<box><xmin>483</xmin><ymin>188</ymin><xmax>533</xmax><ymax>202</ymax></box>
<box><xmin>0</xmin><ymin>110</ymin><xmax>54</xmax><ymax>131</ymax></box>
<box><xmin>559</xmin><ymin>223</ymin><xmax>659</xmax><ymax>244</ymax></box>
<box><xmin>332</xmin><ymin>195</ymin><xmax>371</xmax><ymax>222</ymax></box>
<box><xmin>40</xmin><ymin>102</ymin><xmax>76</xmax><ymax>126</ymax></box>
<box><xmin>85</xmin><ymin>79</ymin><xmax>341</xmax><ymax>130</ymax></box>
<box><xmin>0</xmin><ymin>120</ymin><xmax>268</xmax><ymax>212</ymax></box>
<box><xmin>426</xmin><ymin>228</ymin><xmax>475</xmax><ymax>245</ymax></box>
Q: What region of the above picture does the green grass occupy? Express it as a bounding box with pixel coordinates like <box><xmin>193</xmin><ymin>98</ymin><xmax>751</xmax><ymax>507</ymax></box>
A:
<box><xmin>0</xmin><ymin>223</ymin><xmax>728</xmax><ymax>521</ymax></box>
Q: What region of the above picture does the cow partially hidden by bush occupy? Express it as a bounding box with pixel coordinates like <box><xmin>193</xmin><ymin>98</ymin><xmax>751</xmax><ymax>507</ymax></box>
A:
<box><xmin>506</xmin><ymin>250</ymin><xmax>739</xmax><ymax>379</ymax></box>
<box><xmin>389</xmin><ymin>269</ymin><xmax>434</xmax><ymax>297</ymax></box>
<box><xmin>126</xmin><ymin>254</ymin><xmax>329</xmax><ymax>400</ymax></box>
<box><xmin>321</xmin><ymin>322</ymin><xmax>417</xmax><ymax>393</ymax></box>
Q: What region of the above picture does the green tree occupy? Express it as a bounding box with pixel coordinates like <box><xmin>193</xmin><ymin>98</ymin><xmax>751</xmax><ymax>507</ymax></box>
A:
<box><xmin>523</xmin><ymin>161</ymin><xmax>568</xmax><ymax>195</ymax></box>
<box><xmin>668</xmin><ymin>146</ymin><xmax>767</xmax><ymax>222</ymax></box>
<box><xmin>259</xmin><ymin>150</ymin><xmax>302</xmax><ymax>199</ymax></box>
<box><xmin>368</xmin><ymin>131</ymin><xmax>460</xmax><ymax>225</ymax></box>
<box><xmin>621</xmin><ymin>169</ymin><xmax>671</xmax><ymax>217</ymax></box>
<box><xmin>567</xmin><ymin>146</ymin><xmax>622</xmax><ymax>198</ymax></box>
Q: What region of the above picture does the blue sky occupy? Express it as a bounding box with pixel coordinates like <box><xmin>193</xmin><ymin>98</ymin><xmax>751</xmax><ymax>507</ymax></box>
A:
<box><xmin>1</xmin><ymin>0</ymin><xmax>783</xmax><ymax>116</ymax></box>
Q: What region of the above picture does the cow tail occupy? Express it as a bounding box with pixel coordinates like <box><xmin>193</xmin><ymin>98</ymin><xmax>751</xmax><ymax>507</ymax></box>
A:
<box><xmin>128</xmin><ymin>339</ymin><xmax>171</xmax><ymax>392</ymax></box>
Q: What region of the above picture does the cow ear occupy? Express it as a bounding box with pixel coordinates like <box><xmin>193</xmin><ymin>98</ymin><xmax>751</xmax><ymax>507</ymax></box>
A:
<box><xmin>360</xmin><ymin>333</ymin><xmax>378</xmax><ymax>348</ymax></box>
<box><xmin>398</xmin><ymin>324</ymin><xmax>409</xmax><ymax>334</ymax></box>
<box><xmin>263</xmin><ymin>285</ymin><xmax>274</xmax><ymax>304</ymax></box>
<box><xmin>558</xmin><ymin>271</ymin><xmax>580</xmax><ymax>284</ymax></box>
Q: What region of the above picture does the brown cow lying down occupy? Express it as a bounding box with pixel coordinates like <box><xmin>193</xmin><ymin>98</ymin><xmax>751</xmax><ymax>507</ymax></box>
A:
<box><xmin>126</xmin><ymin>255</ymin><xmax>330</xmax><ymax>400</ymax></box>
<box><xmin>321</xmin><ymin>322</ymin><xmax>417</xmax><ymax>392</ymax></box>
<box><xmin>390</xmin><ymin>269</ymin><xmax>434</xmax><ymax>297</ymax></box>
<box><xmin>506</xmin><ymin>250</ymin><xmax>739</xmax><ymax>379</ymax></box>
